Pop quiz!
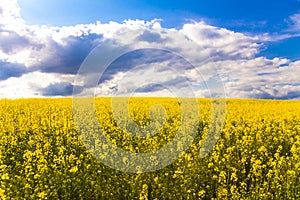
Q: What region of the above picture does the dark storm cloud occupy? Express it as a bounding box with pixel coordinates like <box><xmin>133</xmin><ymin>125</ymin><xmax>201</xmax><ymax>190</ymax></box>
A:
<box><xmin>279</xmin><ymin>91</ymin><xmax>300</xmax><ymax>99</ymax></box>
<box><xmin>197</xmin><ymin>28</ymin><xmax>222</xmax><ymax>39</ymax></box>
<box><xmin>0</xmin><ymin>25</ymin><xmax>103</xmax><ymax>76</ymax></box>
<box><xmin>133</xmin><ymin>76</ymin><xmax>191</xmax><ymax>93</ymax></box>
<box><xmin>41</xmin><ymin>82</ymin><xmax>83</xmax><ymax>96</ymax></box>
<box><xmin>98</xmin><ymin>48</ymin><xmax>188</xmax><ymax>84</ymax></box>
<box><xmin>250</xmin><ymin>92</ymin><xmax>275</xmax><ymax>99</ymax></box>
<box><xmin>37</xmin><ymin>33</ymin><xmax>103</xmax><ymax>75</ymax></box>
<box><xmin>240</xmin><ymin>86</ymin><xmax>300</xmax><ymax>100</ymax></box>
<box><xmin>0</xmin><ymin>62</ymin><xmax>27</xmax><ymax>80</ymax></box>
<box><xmin>135</xmin><ymin>83</ymin><xmax>165</xmax><ymax>93</ymax></box>
<box><xmin>0</xmin><ymin>30</ymin><xmax>32</xmax><ymax>53</ymax></box>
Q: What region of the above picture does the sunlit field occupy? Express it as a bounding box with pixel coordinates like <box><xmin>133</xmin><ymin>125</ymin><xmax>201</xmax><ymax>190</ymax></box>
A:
<box><xmin>0</xmin><ymin>98</ymin><xmax>299</xmax><ymax>199</ymax></box>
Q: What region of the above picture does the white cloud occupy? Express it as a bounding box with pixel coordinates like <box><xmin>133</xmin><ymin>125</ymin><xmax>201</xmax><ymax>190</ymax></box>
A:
<box><xmin>0</xmin><ymin>0</ymin><xmax>24</xmax><ymax>26</ymax></box>
<box><xmin>181</xmin><ymin>21</ymin><xmax>261</xmax><ymax>59</ymax></box>
<box><xmin>0</xmin><ymin>71</ymin><xmax>75</xmax><ymax>98</ymax></box>
<box><xmin>256</xmin><ymin>12</ymin><xmax>300</xmax><ymax>42</ymax></box>
<box><xmin>290</xmin><ymin>12</ymin><xmax>300</xmax><ymax>31</ymax></box>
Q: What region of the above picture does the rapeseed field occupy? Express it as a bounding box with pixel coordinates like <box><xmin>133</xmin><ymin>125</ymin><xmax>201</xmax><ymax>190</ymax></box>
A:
<box><xmin>0</xmin><ymin>98</ymin><xmax>299</xmax><ymax>199</ymax></box>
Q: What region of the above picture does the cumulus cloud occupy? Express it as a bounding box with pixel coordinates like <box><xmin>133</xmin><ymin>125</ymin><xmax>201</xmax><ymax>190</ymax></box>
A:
<box><xmin>33</xmin><ymin>34</ymin><xmax>103</xmax><ymax>74</ymax></box>
<box><xmin>0</xmin><ymin>0</ymin><xmax>24</xmax><ymax>27</ymax></box>
<box><xmin>180</xmin><ymin>22</ymin><xmax>261</xmax><ymax>60</ymax></box>
<box><xmin>0</xmin><ymin>0</ymin><xmax>300</xmax><ymax>99</ymax></box>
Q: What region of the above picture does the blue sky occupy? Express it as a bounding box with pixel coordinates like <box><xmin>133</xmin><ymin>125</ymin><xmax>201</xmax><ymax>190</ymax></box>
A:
<box><xmin>17</xmin><ymin>0</ymin><xmax>300</xmax><ymax>60</ymax></box>
<box><xmin>1</xmin><ymin>0</ymin><xmax>300</xmax><ymax>99</ymax></box>
<box><xmin>17</xmin><ymin>0</ymin><xmax>299</xmax><ymax>30</ymax></box>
